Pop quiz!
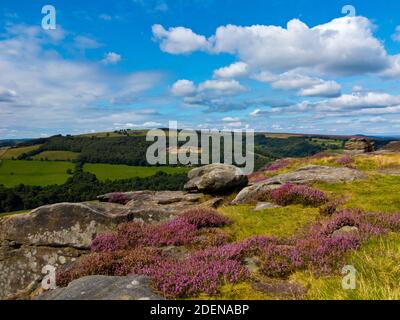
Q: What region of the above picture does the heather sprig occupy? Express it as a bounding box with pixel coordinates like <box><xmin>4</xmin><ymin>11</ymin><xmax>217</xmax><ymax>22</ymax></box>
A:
<box><xmin>108</xmin><ymin>193</ymin><xmax>130</xmax><ymax>205</ymax></box>
<box><xmin>336</xmin><ymin>155</ymin><xmax>353</xmax><ymax>165</ymax></box>
<box><xmin>262</xmin><ymin>183</ymin><xmax>328</xmax><ymax>207</ymax></box>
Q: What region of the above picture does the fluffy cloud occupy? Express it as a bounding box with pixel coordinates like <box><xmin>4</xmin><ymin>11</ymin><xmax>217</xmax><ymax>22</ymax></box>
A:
<box><xmin>152</xmin><ymin>24</ymin><xmax>209</xmax><ymax>54</ymax></box>
<box><xmin>298</xmin><ymin>81</ymin><xmax>341</xmax><ymax>97</ymax></box>
<box><xmin>213</xmin><ymin>62</ymin><xmax>248</xmax><ymax>78</ymax></box>
<box><xmin>153</xmin><ymin>17</ymin><xmax>399</xmax><ymax>77</ymax></box>
<box><xmin>254</xmin><ymin>72</ymin><xmax>341</xmax><ymax>97</ymax></box>
<box><xmin>198</xmin><ymin>79</ymin><xmax>246</xmax><ymax>95</ymax></box>
<box><xmin>171</xmin><ymin>80</ymin><xmax>196</xmax><ymax>96</ymax></box>
<box><xmin>102</xmin><ymin>52</ymin><xmax>122</xmax><ymax>64</ymax></box>
<box><xmin>250</xmin><ymin>92</ymin><xmax>400</xmax><ymax>119</ymax></box>
<box><xmin>315</xmin><ymin>92</ymin><xmax>400</xmax><ymax>111</ymax></box>
<box><xmin>171</xmin><ymin>79</ymin><xmax>246</xmax><ymax>98</ymax></box>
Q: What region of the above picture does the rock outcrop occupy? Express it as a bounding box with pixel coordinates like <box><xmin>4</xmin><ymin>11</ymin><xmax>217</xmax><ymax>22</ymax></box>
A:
<box><xmin>184</xmin><ymin>163</ymin><xmax>248</xmax><ymax>194</ymax></box>
<box><xmin>0</xmin><ymin>202</ymin><xmax>132</xmax><ymax>250</ymax></box>
<box><xmin>98</xmin><ymin>190</ymin><xmax>221</xmax><ymax>217</ymax></box>
<box><xmin>380</xmin><ymin>141</ymin><xmax>400</xmax><ymax>153</ymax></box>
<box><xmin>36</xmin><ymin>275</ymin><xmax>163</xmax><ymax>300</ymax></box>
<box><xmin>345</xmin><ymin>138</ymin><xmax>375</xmax><ymax>154</ymax></box>
<box><xmin>0</xmin><ymin>191</ymin><xmax>219</xmax><ymax>299</ymax></box>
<box><xmin>233</xmin><ymin>165</ymin><xmax>367</xmax><ymax>204</ymax></box>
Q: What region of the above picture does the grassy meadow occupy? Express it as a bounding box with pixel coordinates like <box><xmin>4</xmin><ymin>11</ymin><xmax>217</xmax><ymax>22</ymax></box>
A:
<box><xmin>0</xmin><ymin>160</ymin><xmax>74</xmax><ymax>187</ymax></box>
<box><xmin>83</xmin><ymin>163</ymin><xmax>189</xmax><ymax>181</ymax></box>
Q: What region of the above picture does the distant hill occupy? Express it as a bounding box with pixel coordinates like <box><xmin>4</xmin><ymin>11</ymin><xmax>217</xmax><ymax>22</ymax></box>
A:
<box><xmin>0</xmin><ymin>139</ymin><xmax>32</xmax><ymax>148</ymax></box>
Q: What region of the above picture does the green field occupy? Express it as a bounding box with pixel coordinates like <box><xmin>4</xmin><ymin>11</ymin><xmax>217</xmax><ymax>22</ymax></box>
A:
<box><xmin>31</xmin><ymin>151</ymin><xmax>79</xmax><ymax>161</ymax></box>
<box><xmin>84</xmin><ymin>163</ymin><xmax>189</xmax><ymax>181</ymax></box>
<box><xmin>0</xmin><ymin>145</ymin><xmax>42</xmax><ymax>160</ymax></box>
<box><xmin>0</xmin><ymin>160</ymin><xmax>74</xmax><ymax>187</ymax></box>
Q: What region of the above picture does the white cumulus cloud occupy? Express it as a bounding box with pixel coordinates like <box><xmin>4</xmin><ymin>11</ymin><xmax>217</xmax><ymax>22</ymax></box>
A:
<box><xmin>102</xmin><ymin>52</ymin><xmax>122</xmax><ymax>65</ymax></box>
<box><xmin>213</xmin><ymin>62</ymin><xmax>248</xmax><ymax>78</ymax></box>
<box><xmin>152</xmin><ymin>24</ymin><xmax>209</xmax><ymax>54</ymax></box>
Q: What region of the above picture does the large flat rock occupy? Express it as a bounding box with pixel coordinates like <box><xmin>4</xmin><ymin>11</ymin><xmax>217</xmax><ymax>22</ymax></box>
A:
<box><xmin>36</xmin><ymin>275</ymin><xmax>164</xmax><ymax>300</ymax></box>
<box><xmin>0</xmin><ymin>202</ymin><xmax>132</xmax><ymax>249</ymax></box>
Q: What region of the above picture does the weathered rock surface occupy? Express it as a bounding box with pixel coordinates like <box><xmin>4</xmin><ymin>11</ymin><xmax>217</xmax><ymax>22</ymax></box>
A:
<box><xmin>0</xmin><ymin>245</ymin><xmax>82</xmax><ymax>300</ymax></box>
<box><xmin>332</xmin><ymin>226</ymin><xmax>359</xmax><ymax>238</ymax></box>
<box><xmin>345</xmin><ymin>138</ymin><xmax>375</xmax><ymax>154</ymax></box>
<box><xmin>36</xmin><ymin>275</ymin><xmax>164</xmax><ymax>300</ymax></box>
<box><xmin>0</xmin><ymin>191</ymin><xmax>220</xmax><ymax>299</ymax></box>
<box><xmin>254</xmin><ymin>202</ymin><xmax>282</xmax><ymax>211</ymax></box>
<box><xmin>0</xmin><ymin>202</ymin><xmax>133</xmax><ymax>249</ymax></box>
<box><xmin>98</xmin><ymin>190</ymin><xmax>220</xmax><ymax>218</ymax></box>
<box><xmin>0</xmin><ymin>202</ymin><xmax>131</xmax><ymax>300</ymax></box>
<box><xmin>184</xmin><ymin>164</ymin><xmax>248</xmax><ymax>194</ymax></box>
<box><xmin>233</xmin><ymin>165</ymin><xmax>367</xmax><ymax>204</ymax></box>
<box><xmin>252</xmin><ymin>279</ymin><xmax>308</xmax><ymax>300</ymax></box>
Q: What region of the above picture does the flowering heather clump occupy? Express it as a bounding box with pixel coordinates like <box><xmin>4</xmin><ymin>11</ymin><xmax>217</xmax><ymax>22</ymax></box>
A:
<box><xmin>180</xmin><ymin>208</ymin><xmax>232</xmax><ymax>229</ymax></box>
<box><xmin>191</xmin><ymin>229</ymin><xmax>229</xmax><ymax>249</ymax></box>
<box><xmin>108</xmin><ymin>193</ymin><xmax>130</xmax><ymax>205</ymax></box>
<box><xmin>265</xmin><ymin>159</ymin><xmax>291</xmax><ymax>172</ymax></box>
<box><xmin>90</xmin><ymin>210</ymin><xmax>233</xmax><ymax>253</ymax></box>
<box><xmin>144</xmin><ymin>218</ymin><xmax>199</xmax><ymax>247</ymax></box>
<box><xmin>56</xmin><ymin>248</ymin><xmax>161</xmax><ymax>287</ymax></box>
<box><xmin>336</xmin><ymin>155</ymin><xmax>353</xmax><ymax>165</ymax></box>
<box><xmin>321</xmin><ymin>209</ymin><xmax>388</xmax><ymax>237</ymax></box>
<box><xmin>247</xmin><ymin>171</ymin><xmax>267</xmax><ymax>184</ymax></box>
<box><xmin>365</xmin><ymin>212</ymin><xmax>400</xmax><ymax>232</ymax></box>
<box><xmin>293</xmin><ymin>232</ymin><xmax>360</xmax><ymax>275</ymax></box>
<box><xmin>142</xmin><ymin>243</ymin><xmax>250</xmax><ymax>298</ymax></box>
<box><xmin>260</xmin><ymin>244</ymin><xmax>298</xmax><ymax>277</ymax></box>
<box><xmin>114</xmin><ymin>219</ymin><xmax>198</xmax><ymax>248</ymax></box>
<box><xmin>266</xmin><ymin>183</ymin><xmax>328</xmax><ymax>207</ymax></box>
<box><xmin>91</xmin><ymin>233</ymin><xmax>120</xmax><ymax>253</ymax></box>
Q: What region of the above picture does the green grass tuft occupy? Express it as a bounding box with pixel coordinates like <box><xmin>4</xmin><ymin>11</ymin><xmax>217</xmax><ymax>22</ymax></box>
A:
<box><xmin>220</xmin><ymin>205</ymin><xmax>320</xmax><ymax>241</ymax></box>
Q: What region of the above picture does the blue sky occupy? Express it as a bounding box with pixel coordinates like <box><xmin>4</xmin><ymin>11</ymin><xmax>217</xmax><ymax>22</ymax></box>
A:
<box><xmin>1</xmin><ymin>0</ymin><xmax>400</xmax><ymax>138</ymax></box>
